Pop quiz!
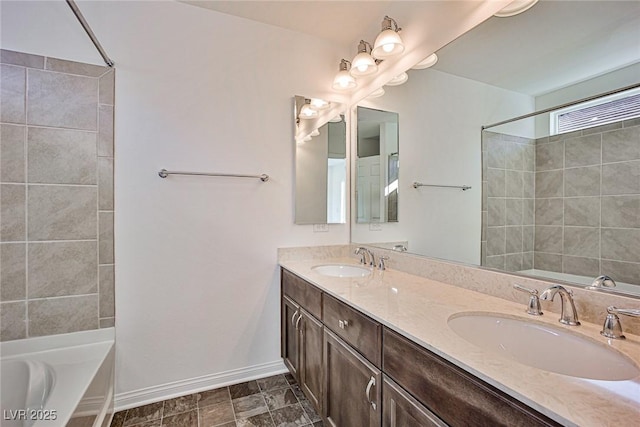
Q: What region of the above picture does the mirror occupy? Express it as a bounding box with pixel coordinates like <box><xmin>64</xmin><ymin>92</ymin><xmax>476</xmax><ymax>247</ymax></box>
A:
<box><xmin>355</xmin><ymin>107</ymin><xmax>399</xmax><ymax>224</ymax></box>
<box><xmin>351</xmin><ymin>1</ymin><xmax>640</xmax><ymax>296</ymax></box>
<box><xmin>294</xmin><ymin>95</ymin><xmax>347</xmax><ymax>224</ymax></box>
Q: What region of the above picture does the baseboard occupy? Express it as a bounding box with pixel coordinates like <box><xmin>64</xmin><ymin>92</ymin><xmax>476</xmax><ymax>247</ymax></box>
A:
<box><xmin>114</xmin><ymin>360</ymin><xmax>288</xmax><ymax>411</ymax></box>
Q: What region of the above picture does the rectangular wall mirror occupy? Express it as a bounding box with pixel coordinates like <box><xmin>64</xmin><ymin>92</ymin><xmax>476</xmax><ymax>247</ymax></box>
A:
<box><xmin>355</xmin><ymin>106</ymin><xmax>399</xmax><ymax>224</ymax></box>
<box><xmin>294</xmin><ymin>95</ymin><xmax>347</xmax><ymax>224</ymax></box>
<box><xmin>351</xmin><ymin>1</ymin><xmax>640</xmax><ymax>297</ymax></box>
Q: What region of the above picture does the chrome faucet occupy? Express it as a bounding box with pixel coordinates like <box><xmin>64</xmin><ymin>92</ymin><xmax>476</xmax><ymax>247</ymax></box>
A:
<box><xmin>378</xmin><ymin>256</ymin><xmax>389</xmax><ymax>271</ymax></box>
<box><xmin>600</xmin><ymin>306</ymin><xmax>640</xmax><ymax>340</ymax></box>
<box><xmin>587</xmin><ymin>275</ymin><xmax>617</xmax><ymax>290</ymax></box>
<box><xmin>513</xmin><ymin>284</ymin><xmax>543</xmax><ymax>316</ymax></box>
<box><xmin>354</xmin><ymin>247</ymin><xmax>375</xmax><ymax>267</ymax></box>
<box><xmin>540</xmin><ymin>285</ymin><xmax>580</xmax><ymax>326</ymax></box>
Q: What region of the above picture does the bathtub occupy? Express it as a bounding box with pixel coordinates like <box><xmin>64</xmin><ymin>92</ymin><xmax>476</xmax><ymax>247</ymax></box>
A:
<box><xmin>1</xmin><ymin>328</ymin><xmax>115</xmax><ymax>427</ymax></box>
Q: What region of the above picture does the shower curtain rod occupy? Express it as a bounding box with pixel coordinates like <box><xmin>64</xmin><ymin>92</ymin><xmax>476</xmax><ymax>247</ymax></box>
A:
<box><xmin>482</xmin><ymin>82</ymin><xmax>640</xmax><ymax>130</ymax></box>
<box><xmin>66</xmin><ymin>0</ymin><xmax>114</xmax><ymax>67</ymax></box>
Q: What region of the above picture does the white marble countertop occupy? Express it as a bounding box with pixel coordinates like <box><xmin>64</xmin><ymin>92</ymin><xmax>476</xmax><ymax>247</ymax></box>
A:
<box><xmin>280</xmin><ymin>257</ymin><xmax>640</xmax><ymax>427</ymax></box>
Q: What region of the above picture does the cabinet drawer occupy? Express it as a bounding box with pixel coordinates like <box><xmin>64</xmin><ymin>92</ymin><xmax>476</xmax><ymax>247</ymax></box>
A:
<box><xmin>281</xmin><ymin>268</ymin><xmax>322</xmax><ymax>319</ymax></box>
<box><xmin>323</xmin><ymin>293</ymin><xmax>382</xmax><ymax>367</ymax></box>
<box><xmin>382</xmin><ymin>375</ymin><xmax>446</xmax><ymax>427</ymax></box>
<box><xmin>383</xmin><ymin>328</ymin><xmax>561</xmax><ymax>427</ymax></box>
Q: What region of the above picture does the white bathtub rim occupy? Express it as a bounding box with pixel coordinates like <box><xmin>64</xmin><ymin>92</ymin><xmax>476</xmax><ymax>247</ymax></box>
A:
<box><xmin>1</xmin><ymin>328</ymin><xmax>115</xmax><ymax>357</ymax></box>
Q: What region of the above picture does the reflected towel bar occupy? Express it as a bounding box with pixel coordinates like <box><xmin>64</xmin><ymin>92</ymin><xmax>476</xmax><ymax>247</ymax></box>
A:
<box><xmin>158</xmin><ymin>169</ymin><xmax>269</xmax><ymax>182</ymax></box>
<box><xmin>413</xmin><ymin>182</ymin><xmax>471</xmax><ymax>191</ymax></box>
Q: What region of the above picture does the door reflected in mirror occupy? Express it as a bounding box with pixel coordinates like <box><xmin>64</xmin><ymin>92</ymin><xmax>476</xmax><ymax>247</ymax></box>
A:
<box><xmin>356</xmin><ymin>106</ymin><xmax>399</xmax><ymax>224</ymax></box>
<box><xmin>294</xmin><ymin>95</ymin><xmax>347</xmax><ymax>224</ymax></box>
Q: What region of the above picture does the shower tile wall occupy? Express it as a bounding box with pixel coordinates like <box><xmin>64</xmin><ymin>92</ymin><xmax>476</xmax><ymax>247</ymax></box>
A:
<box><xmin>481</xmin><ymin>131</ymin><xmax>536</xmax><ymax>271</ymax></box>
<box><xmin>533</xmin><ymin>119</ymin><xmax>640</xmax><ymax>283</ymax></box>
<box><xmin>0</xmin><ymin>49</ymin><xmax>115</xmax><ymax>340</ymax></box>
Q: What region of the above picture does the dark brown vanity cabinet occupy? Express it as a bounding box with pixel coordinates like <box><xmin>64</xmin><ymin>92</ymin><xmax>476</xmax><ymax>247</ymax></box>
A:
<box><xmin>299</xmin><ymin>308</ymin><xmax>323</xmax><ymax>411</ymax></box>
<box><xmin>382</xmin><ymin>375</ymin><xmax>446</xmax><ymax>427</ymax></box>
<box><xmin>281</xmin><ymin>296</ymin><xmax>300</xmax><ymax>377</ymax></box>
<box><xmin>324</xmin><ymin>329</ymin><xmax>381</xmax><ymax>427</ymax></box>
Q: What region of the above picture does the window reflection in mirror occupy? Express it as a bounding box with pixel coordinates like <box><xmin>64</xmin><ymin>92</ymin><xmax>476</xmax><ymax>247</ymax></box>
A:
<box><xmin>294</xmin><ymin>95</ymin><xmax>346</xmax><ymax>224</ymax></box>
<box><xmin>356</xmin><ymin>106</ymin><xmax>399</xmax><ymax>224</ymax></box>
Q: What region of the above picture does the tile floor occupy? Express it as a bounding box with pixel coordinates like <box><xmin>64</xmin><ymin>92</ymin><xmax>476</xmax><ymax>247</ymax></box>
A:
<box><xmin>110</xmin><ymin>373</ymin><xmax>324</xmax><ymax>427</ymax></box>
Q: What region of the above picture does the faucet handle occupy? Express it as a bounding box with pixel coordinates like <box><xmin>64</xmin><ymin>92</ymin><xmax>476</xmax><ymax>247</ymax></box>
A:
<box><xmin>601</xmin><ymin>306</ymin><xmax>640</xmax><ymax>340</ymax></box>
<box><xmin>587</xmin><ymin>275</ymin><xmax>617</xmax><ymax>290</ymax></box>
<box><xmin>513</xmin><ymin>284</ymin><xmax>543</xmax><ymax>316</ymax></box>
<box><xmin>378</xmin><ymin>256</ymin><xmax>389</xmax><ymax>271</ymax></box>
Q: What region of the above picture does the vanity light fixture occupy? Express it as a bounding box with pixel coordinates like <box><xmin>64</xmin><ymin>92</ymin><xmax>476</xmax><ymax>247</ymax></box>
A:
<box><xmin>310</xmin><ymin>129</ymin><xmax>320</xmax><ymax>137</ymax></box>
<box><xmin>350</xmin><ymin>40</ymin><xmax>379</xmax><ymax>77</ymax></box>
<box><xmin>386</xmin><ymin>72</ymin><xmax>408</xmax><ymax>86</ymax></box>
<box><xmin>310</xmin><ymin>98</ymin><xmax>330</xmax><ymax>110</ymax></box>
<box><xmin>372</xmin><ymin>16</ymin><xmax>404</xmax><ymax>59</ymax></box>
<box><xmin>494</xmin><ymin>0</ymin><xmax>539</xmax><ymax>17</ymax></box>
<box><xmin>332</xmin><ymin>59</ymin><xmax>358</xmax><ymax>91</ymax></box>
<box><xmin>299</xmin><ymin>99</ymin><xmax>318</xmax><ymax>119</ymax></box>
<box><xmin>329</xmin><ymin>114</ymin><xmax>344</xmax><ymax>123</ymax></box>
<box><xmin>367</xmin><ymin>87</ymin><xmax>385</xmax><ymax>98</ymax></box>
<box><xmin>412</xmin><ymin>53</ymin><xmax>438</xmax><ymax>70</ymax></box>
<box><xmin>303</xmin><ymin>135</ymin><xmax>312</xmax><ymax>142</ymax></box>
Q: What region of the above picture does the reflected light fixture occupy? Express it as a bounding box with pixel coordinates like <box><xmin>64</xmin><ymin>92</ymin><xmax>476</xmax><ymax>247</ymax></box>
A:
<box><xmin>303</xmin><ymin>135</ymin><xmax>312</xmax><ymax>142</ymax></box>
<box><xmin>350</xmin><ymin>40</ymin><xmax>378</xmax><ymax>77</ymax></box>
<box><xmin>494</xmin><ymin>0</ymin><xmax>539</xmax><ymax>17</ymax></box>
<box><xmin>299</xmin><ymin>99</ymin><xmax>318</xmax><ymax>119</ymax></box>
<box><xmin>372</xmin><ymin>16</ymin><xmax>404</xmax><ymax>59</ymax></box>
<box><xmin>412</xmin><ymin>53</ymin><xmax>438</xmax><ymax>70</ymax></box>
<box><xmin>310</xmin><ymin>129</ymin><xmax>320</xmax><ymax>137</ymax></box>
<box><xmin>310</xmin><ymin>98</ymin><xmax>330</xmax><ymax>110</ymax></box>
<box><xmin>367</xmin><ymin>87</ymin><xmax>385</xmax><ymax>98</ymax></box>
<box><xmin>332</xmin><ymin>59</ymin><xmax>357</xmax><ymax>91</ymax></box>
<box><xmin>329</xmin><ymin>114</ymin><xmax>344</xmax><ymax>123</ymax></box>
<box><xmin>386</xmin><ymin>72</ymin><xmax>408</xmax><ymax>86</ymax></box>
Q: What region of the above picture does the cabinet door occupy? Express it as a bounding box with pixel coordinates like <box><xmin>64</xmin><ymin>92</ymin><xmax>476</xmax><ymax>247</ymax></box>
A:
<box><xmin>299</xmin><ymin>309</ymin><xmax>323</xmax><ymax>413</ymax></box>
<box><xmin>324</xmin><ymin>329</ymin><xmax>381</xmax><ymax>427</ymax></box>
<box><xmin>382</xmin><ymin>376</ymin><xmax>447</xmax><ymax>427</ymax></box>
<box><xmin>282</xmin><ymin>296</ymin><xmax>300</xmax><ymax>379</ymax></box>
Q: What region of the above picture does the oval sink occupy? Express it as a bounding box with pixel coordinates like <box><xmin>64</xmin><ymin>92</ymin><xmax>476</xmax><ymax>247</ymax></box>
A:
<box><xmin>448</xmin><ymin>313</ymin><xmax>640</xmax><ymax>381</ymax></box>
<box><xmin>312</xmin><ymin>264</ymin><xmax>371</xmax><ymax>278</ymax></box>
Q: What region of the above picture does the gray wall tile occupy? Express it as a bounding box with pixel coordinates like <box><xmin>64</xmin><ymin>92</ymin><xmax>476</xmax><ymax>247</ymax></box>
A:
<box><xmin>1</xmin><ymin>243</ymin><xmax>25</xmax><ymax>301</ymax></box>
<box><xmin>486</xmin><ymin>227</ymin><xmax>505</xmax><ymax>256</ymax></box>
<box><xmin>45</xmin><ymin>57</ymin><xmax>109</xmax><ymax>77</ymax></box>
<box><xmin>505</xmin><ymin>199</ymin><xmax>523</xmax><ymax>225</ymax></box>
<box><xmin>0</xmin><ymin>301</ymin><xmax>26</xmax><ymax>340</ymax></box>
<box><xmin>565</xmin><ymin>134</ymin><xmax>601</xmax><ymax>167</ymax></box>
<box><xmin>505</xmin><ymin>226</ymin><xmax>523</xmax><ymax>253</ymax></box>
<box><xmin>523</xmin><ymin>226</ymin><xmax>534</xmax><ymax>252</ymax></box>
<box><xmin>602</xmin><ymin>126</ymin><xmax>640</xmax><ymax>163</ymax></box>
<box><xmin>99</xmin><ymin>70</ymin><xmax>115</xmax><ymax>105</ymax></box>
<box><xmin>534</xmin><ymin>226</ymin><xmax>562</xmax><ymax>253</ymax></box>
<box><xmin>505</xmin><ymin>170</ymin><xmax>523</xmax><ymax>198</ymax></box>
<box><xmin>505</xmin><ymin>253</ymin><xmax>523</xmax><ymax>272</ymax></box>
<box><xmin>27</xmin><ymin>127</ymin><xmax>97</xmax><ymax>184</ymax></box>
<box><xmin>28</xmin><ymin>185</ymin><xmax>97</xmax><ymax>240</ymax></box>
<box><xmin>523</xmin><ymin>172</ymin><xmax>534</xmax><ymax>198</ymax></box>
<box><xmin>0</xmin><ymin>64</ymin><xmax>25</xmax><ymax>123</ymax></box>
<box><xmin>602</xmin><ymin>228</ymin><xmax>640</xmax><ymax>263</ymax></box>
<box><xmin>533</xmin><ymin>252</ymin><xmax>562</xmax><ymax>272</ymax></box>
<box><xmin>505</xmin><ymin>142</ymin><xmax>523</xmax><ymax>171</ymax></box>
<box><xmin>1</xmin><ymin>184</ymin><xmax>26</xmax><ymax>241</ymax></box>
<box><xmin>0</xmin><ymin>49</ymin><xmax>44</xmax><ymax>68</ymax></box>
<box><xmin>523</xmin><ymin>145</ymin><xmax>535</xmax><ymax>172</ymax></box>
<box><xmin>536</xmin><ymin>170</ymin><xmax>563</xmax><ymax>198</ymax></box>
<box><xmin>99</xmin><ymin>212</ymin><xmax>114</xmax><ymax>264</ymax></box>
<box><xmin>487</xmin><ymin>198</ymin><xmax>505</xmax><ymax>226</ymax></box>
<box><xmin>481</xmin><ymin>211</ymin><xmax>487</xmax><ymax>240</ymax></box>
<box><xmin>624</xmin><ymin>118</ymin><xmax>640</xmax><ymax>128</ymax></box>
<box><xmin>99</xmin><ymin>265</ymin><xmax>115</xmax><ymax>318</ymax></box>
<box><xmin>523</xmin><ymin>252</ymin><xmax>533</xmax><ymax>270</ymax></box>
<box><xmin>565</xmin><ymin>166</ymin><xmax>600</xmax><ymax>197</ymax></box>
<box><xmin>28</xmin><ymin>241</ymin><xmax>97</xmax><ymax>298</ymax></box>
<box><xmin>486</xmin><ymin>138</ymin><xmax>505</xmax><ymax>168</ymax></box>
<box><xmin>601</xmin><ymin>195</ymin><xmax>640</xmax><ymax>228</ymax></box>
<box><xmin>601</xmin><ymin>260</ymin><xmax>640</xmax><ymax>285</ymax></box>
<box><xmin>98</xmin><ymin>158</ymin><xmax>114</xmax><ymax>210</ymax></box>
<box><xmin>100</xmin><ymin>317</ymin><xmax>115</xmax><ymax>328</ymax></box>
<box><xmin>485</xmin><ymin>255</ymin><xmax>505</xmax><ymax>270</ymax></box>
<box><xmin>523</xmin><ymin>199</ymin><xmax>535</xmax><ymax>225</ymax></box>
<box><xmin>98</xmin><ymin>105</ymin><xmax>114</xmax><ymax>157</ymax></box>
<box><xmin>535</xmin><ymin>142</ymin><xmax>563</xmax><ymax>171</ymax></box>
<box><xmin>27</xmin><ymin>69</ymin><xmax>98</xmax><ymax>130</ymax></box>
<box><xmin>1</xmin><ymin>124</ymin><xmax>26</xmax><ymax>182</ymax></box>
<box><xmin>535</xmin><ymin>198</ymin><xmax>563</xmax><ymax>225</ymax></box>
<box><xmin>28</xmin><ymin>295</ymin><xmax>98</xmax><ymax>336</ymax></box>
<box><xmin>602</xmin><ymin>161</ymin><xmax>640</xmax><ymax>195</ymax></box>
<box><xmin>482</xmin><ymin>182</ymin><xmax>487</xmax><ymax>211</ymax></box>
<box><xmin>564</xmin><ymin>197</ymin><xmax>600</xmax><ymax>227</ymax></box>
<box><xmin>582</xmin><ymin>122</ymin><xmax>622</xmax><ymax>135</ymax></box>
<box><xmin>563</xmin><ymin>227</ymin><xmax>599</xmax><ymax>258</ymax></box>
<box><xmin>486</xmin><ymin>169</ymin><xmax>505</xmax><ymax>197</ymax></box>
<box><xmin>563</xmin><ymin>256</ymin><xmax>600</xmax><ymax>277</ymax></box>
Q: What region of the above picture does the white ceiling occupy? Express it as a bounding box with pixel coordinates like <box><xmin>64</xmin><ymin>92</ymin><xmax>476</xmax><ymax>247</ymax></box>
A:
<box><xmin>181</xmin><ymin>1</ymin><xmax>640</xmax><ymax>96</ymax></box>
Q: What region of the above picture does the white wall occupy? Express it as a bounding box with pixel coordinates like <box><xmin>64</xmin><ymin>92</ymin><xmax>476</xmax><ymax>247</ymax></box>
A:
<box><xmin>1</xmin><ymin>0</ymin><xmax>350</xmax><ymax>407</ymax></box>
<box><xmin>353</xmin><ymin>69</ymin><xmax>534</xmax><ymax>264</ymax></box>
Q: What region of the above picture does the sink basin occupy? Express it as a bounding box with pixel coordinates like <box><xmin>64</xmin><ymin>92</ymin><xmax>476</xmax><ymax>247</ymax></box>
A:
<box><xmin>448</xmin><ymin>313</ymin><xmax>640</xmax><ymax>381</ymax></box>
<box><xmin>312</xmin><ymin>264</ymin><xmax>371</xmax><ymax>278</ymax></box>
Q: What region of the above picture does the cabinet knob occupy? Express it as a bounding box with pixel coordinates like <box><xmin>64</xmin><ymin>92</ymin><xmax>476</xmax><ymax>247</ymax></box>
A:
<box><xmin>338</xmin><ymin>319</ymin><xmax>350</xmax><ymax>329</ymax></box>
